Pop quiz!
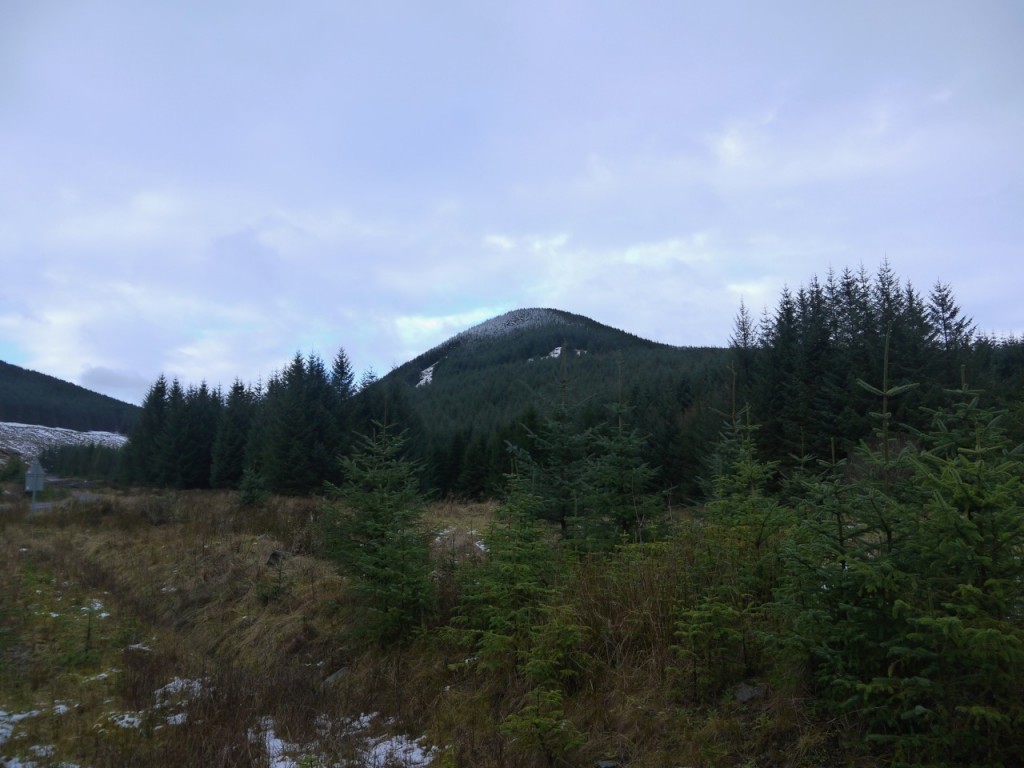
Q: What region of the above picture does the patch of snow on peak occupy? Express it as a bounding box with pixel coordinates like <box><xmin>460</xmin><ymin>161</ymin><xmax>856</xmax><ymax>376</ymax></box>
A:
<box><xmin>549</xmin><ymin>347</ymin><xmax>562</xmax><ymax>358</ymax></box>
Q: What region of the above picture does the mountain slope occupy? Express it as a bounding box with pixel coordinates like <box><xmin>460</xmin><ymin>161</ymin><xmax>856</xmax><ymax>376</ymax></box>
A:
<box><xmin>0</xmin><ymin>360</ymin><xmax>139</xmax><ymax>434</ymax></box>
<box><xmin>372</xmin><ymin>308</ymin><xmax>728</xmax><ymax>498</ymax></box>
<box><xmin>389</xmin><ymin>308</ymin><xmax>677</xmax><ymax>385</ymax></box>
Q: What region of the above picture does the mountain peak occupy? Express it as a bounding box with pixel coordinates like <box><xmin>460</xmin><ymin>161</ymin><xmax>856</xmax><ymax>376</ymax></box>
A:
<box><xmin>453</xmin><ymin>308</ymin><xmax>574</xmax><ymax>344</ymax></box>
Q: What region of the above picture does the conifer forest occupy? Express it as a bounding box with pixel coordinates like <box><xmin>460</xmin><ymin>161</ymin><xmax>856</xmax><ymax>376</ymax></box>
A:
<box><xmin>15</xmin><ymin>263</ymin><xmax>1024</xmax><ymax>766</ymax></box>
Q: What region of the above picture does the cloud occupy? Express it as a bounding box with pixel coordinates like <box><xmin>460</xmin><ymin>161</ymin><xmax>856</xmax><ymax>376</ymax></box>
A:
<box><xmin>79</xmin><ymin>366</ymin><xmax>153</xmax><ymax>406</ymax></box>
<box><xmin>52</xmin><ymin>190</ymin><xmax>188</xmax><ymax>247</ymax></box>
<box><xmin>394</xmin><ymin>306</ymin><xmax>510</xmax><ymax>354</ymax></box>
<box><xmin>622</xmin><ymin>235</ymin><xmax>712</xmax><ymax>268</ymax></box>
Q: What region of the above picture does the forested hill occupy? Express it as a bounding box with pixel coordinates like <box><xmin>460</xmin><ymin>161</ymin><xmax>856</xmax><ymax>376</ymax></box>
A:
<box><xmin>72</xmin><ymin>307</ymin><xmax>726</xmax><ymax>499</ymax></box>
<box><xmin>0</xmin><ymin>360</ymin><xmax>139</xmax><ymax>433</ymax></box>
<box><xmin>388</xmin><ymin>308</ymin><xmax>677</xmax><ymax>383</ymax></box>
<box><xmin>50</xmin><ymin>272</ymin><xmax>1024</xmax><ymax>509</ymax></box>
<box><xmin>384</xmin><ymin>308</ymin><xmax>727</xmax><ymax>498</ymax></box>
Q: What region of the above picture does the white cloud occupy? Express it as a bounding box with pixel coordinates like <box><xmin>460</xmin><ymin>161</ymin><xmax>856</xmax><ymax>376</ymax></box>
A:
<box><xmin>52</xmin><ymin>190</ymin><xmax>189</xmax><ymax>247</ymax></box>
<box><xmin>483</xmin><ymin>234</ymin><xmax>515</xmax><ymax>250</ymax></box>
<box><xmin>393</xmin><ymin>306</ymin><xmax>510</xmax><ymax>355</ymax></box>
<box><xmin>622</xmin><ymin>234</ymin><xmax>712</xmax><ymax>268</ymax></box>
<box><xmin>711</xmin><ymin>127</ymin><xmax>748</xmax><ymax>165</ymax></box>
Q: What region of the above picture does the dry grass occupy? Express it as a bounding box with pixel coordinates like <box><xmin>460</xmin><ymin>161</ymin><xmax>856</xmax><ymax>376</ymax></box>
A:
<box><xmin>0</xmin><ymin>488</ymin><xmax>428</xmax><ymax>766</ymax></box>
<box><xmin>0</xmin><ymin>485</ymin><xmax>854</xmax><ymax>767</ymax></box>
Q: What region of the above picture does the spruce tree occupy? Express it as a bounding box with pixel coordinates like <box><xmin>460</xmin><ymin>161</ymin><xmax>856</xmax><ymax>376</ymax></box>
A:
<box><xmin>926</xmin><ymin>280</ymin><xmax>976</xmax><ymax>387</ymax></box>
<box><xmin>210</xmin><ymin>379</ymin><xmax>256</xmax><ymax>488</ymax></box>
<box><xmin>322</xmin><ymin>422</ymin><xmax>434</xmax><ymax>646</ymax></box>
<box><xmin>155</xmin><ymin>378</ymin><xmax>188</xmax><ymax>488</ymax></box>
<box><xmin>125</xmin><ymin>374</ymin><xmax>168</xmax><ymax>485</ymax></box>
<box><xmin>577</xmin><ymin>401</ymin><xmax>662</xmax><ymax>546</ymax></box>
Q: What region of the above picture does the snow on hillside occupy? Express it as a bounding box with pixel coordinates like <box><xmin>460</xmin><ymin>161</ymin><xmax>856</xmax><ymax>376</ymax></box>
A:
<box><xmin>417</xmin><ymin>363</ymin><xmax>437</xmax><ymax>387</ymax></box>
<box><xmin>0</xmin><ymin>421</ymin><xmax>128</xmax><ymax>460</ymax></box>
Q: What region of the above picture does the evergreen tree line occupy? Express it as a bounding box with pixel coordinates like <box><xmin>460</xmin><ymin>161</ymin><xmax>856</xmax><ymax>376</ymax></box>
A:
<box><xmin>413</xmin><ymin>347</ymin><xmax>725</xmax><ymax>502</ymax></box>
<box><xmin>43</xmin><ymin>262</ymin><xmax>1024</xmax><ymax>513</ymax></box>
<box><xmin>731</xmin><ymin>261</ymin><xmax>1024</xmax><ymax>471</ymax></box>
<box><xmin>47</xmin><ymin>341</ymin><xmax>724</xmax><ymax>504</ymax></box>
<box><xmin>42</xmin><ymin>349</ymin><xmax>392</xmax><ymax>494</ymax></box>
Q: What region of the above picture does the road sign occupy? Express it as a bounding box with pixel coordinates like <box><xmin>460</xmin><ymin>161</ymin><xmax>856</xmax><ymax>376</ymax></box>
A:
<box><xmin>26</xmin><ymin>458</ymin><xmax>45</xmax><ymax>493</ymax></box>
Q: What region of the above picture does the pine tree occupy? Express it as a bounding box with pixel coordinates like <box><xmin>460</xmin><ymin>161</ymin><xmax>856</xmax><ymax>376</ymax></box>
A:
<box><xmin>577</xmin><ymin>401</ymin><xmax>662</xmax><ymax>546</ymax></box>
<box><xmin>926</xmin><ymin>280</ymin><xmax>976</xmax><ymax>388</ymax></box>
<box><xmin>210</xmin><ymin>379</ymin><xmax>256</xmax><ymax>488</ymax></box>
<box><xmin>322</xmin><ymin>422</ymin><xmax>434</xmax><ymax>646</ymax></box>
<box><xmin>177</xmin><ymin>382</ymin><xmax>220</xmax><ymax>489</ymax></box>
<box><xmin>260</xmin><ymin>353</ymin><xmax>341</xmax><ymax>494</ymax></box>
<box><xmin>155</xmin><ymin>378</ymin><xmax>188</xmax><ymax>488</ymax></box>
<box><xmin>330</xmin><ymin>348</ymin><xmax>356</xmax><ymax>399</ymax></box>
<box><xmin>446</xmin><ymin>458</ymin><xmax>561</xmax><ymax>676</ymax></box>
<box><xmin>729</xmin><ymin>299</ymin><xmax>758</xmax><ymax>408</ymax></box>
<box><xmin>125</xmin><ymin>375</ymin><xmax>168</xmax><ymax>484</ymax></box>
<box><xmin>513</xmin><ymin>363</ymin><xmax>592</xmax><ymax>535</ymax></box>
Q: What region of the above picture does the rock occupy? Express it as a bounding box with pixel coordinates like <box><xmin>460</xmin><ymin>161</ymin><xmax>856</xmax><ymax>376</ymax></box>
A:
<box><xmin>735</xmin><ymin>682</ymin><xmax>766</xmax><ymax>703</ymax></box>
<box><xmin>266</xmin><ymin>550</ymin><xmax>290</xmax><ymax>567</ymax></box>
<box><xmin>321</xmin><ymin>667</ymin><xmax>350</xmax><ymax>689</ymax></box>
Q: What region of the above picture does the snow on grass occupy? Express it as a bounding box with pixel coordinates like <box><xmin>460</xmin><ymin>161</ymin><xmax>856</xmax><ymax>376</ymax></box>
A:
<box><xmin>80</xmin><ymin>599</ymin><xmax>110</xmax><ymax>619</ymax></box>
<box><xmin>1</xmin><ymin>709</ymin><xmax>41</xmax><ymax>745</ymax></box>
<box><xmin>250</xmin><ymin>713</ymin><xmax>439</xmax><ymax>768</ymax></box>
<box><xmin>154</xmin><ymin>677</ymin><xmax>206</xmax><ymax>702</ymax></box>
<box><xmin>107</xmin><ymin>712</ymin><xmax>143</xmax><ymax>729</ymax></box>
<box><xmin>362</xmin><ymin>732</ymin><xmax>436</xmax><ymax>768</ymax></box>
<box><xmin>1</xmin><ymin>703</ymin><xmax>75</xmax><ymax>763</ymax></box>
<box><xmin>0</xmin><ymin>421</ymin><xmax>128</xmax><ymax>459</ymax></box>
<box><xmin>251</xmin><ymin>717</ymin><xmax>308</xmax><ymax>768</ymax></box>
<box><xmin>343</xmin><ymin>713</ymin><xmax>438</xmax><ymax>768</ymax></box>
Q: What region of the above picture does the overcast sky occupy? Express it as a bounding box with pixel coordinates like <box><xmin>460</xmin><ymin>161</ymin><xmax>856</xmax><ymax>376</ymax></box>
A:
<box><xmin>2</xmin><ymin>1</ymin><xmax>1021</xmax><ymax>406</ymax></box>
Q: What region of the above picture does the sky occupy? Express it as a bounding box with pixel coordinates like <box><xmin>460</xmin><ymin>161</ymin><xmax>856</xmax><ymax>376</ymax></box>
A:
<box><xmin>2</xmin><ymin>1</ymin><xmax>1022</xmax><ymax>406</ymax></box>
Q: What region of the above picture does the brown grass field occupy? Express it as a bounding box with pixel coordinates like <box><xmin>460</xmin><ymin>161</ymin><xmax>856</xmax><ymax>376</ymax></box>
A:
<box><xmin>0</xmin><ymin>485</ymin><xmax>845</xmax><ymax>767</ymax></box>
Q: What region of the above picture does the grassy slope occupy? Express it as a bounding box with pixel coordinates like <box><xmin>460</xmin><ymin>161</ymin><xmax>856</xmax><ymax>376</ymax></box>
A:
<box><xmin>0</xmin><ymin>488</ymin><xmax>855</xmax><ymax>768</ymax></box>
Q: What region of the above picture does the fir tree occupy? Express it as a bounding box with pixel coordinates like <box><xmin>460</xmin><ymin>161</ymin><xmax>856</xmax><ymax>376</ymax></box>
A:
<box><xmin>210</xmin><ymin>379</ymin><xmax>256</xmax><ymax>488</ymax></box>
<box><xmin>125</xmin><ymin>374</ymin><xmax>168</xmax><ymax>485</ymax></box>
<box><xmin>322</xmin><ymin>422</ymin><xmax>434</xmax><ymax>646</ymax></box>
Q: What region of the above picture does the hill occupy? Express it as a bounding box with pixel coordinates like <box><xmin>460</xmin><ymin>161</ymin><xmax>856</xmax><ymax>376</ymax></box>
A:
<box><xmin>376</xmin><ymin>308</ymin><xmax>728</xmax><ymax>498</ymax></box>
<box><xmin>0</xmin><ymin>360</ymin><xmax>139</xmax><ymax>434</ymax></box>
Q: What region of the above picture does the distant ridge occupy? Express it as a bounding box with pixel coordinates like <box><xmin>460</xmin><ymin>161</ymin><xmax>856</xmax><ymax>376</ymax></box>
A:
<box><xmin>391</xmin><ymin>307</ymin><xmax>673</xmax><ymax>384</ymax></box>
<box><xmin>0</xmin><ymin>360</ymin><xmax>138</xmax><ymax>434</ymax></box>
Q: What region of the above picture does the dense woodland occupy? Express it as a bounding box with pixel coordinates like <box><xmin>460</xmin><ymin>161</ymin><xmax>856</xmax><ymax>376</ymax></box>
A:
<box><xmin>41</xmin><ymin>263</ymin><xmax>1024</xmax><ymax>505</ymax></box>
<box><xmin>0</xmin><ymin>360</ymin><xmax>138</xmax><ymax>433</ymax></box>
<box><xmin>31</xmin><ymin>264</ymin><xmax>1024</xmax><ymax>765</ymax></box>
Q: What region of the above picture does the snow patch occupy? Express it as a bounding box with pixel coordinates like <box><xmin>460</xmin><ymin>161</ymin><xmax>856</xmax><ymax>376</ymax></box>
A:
<box><xmin>107</xmin><ymin>712</ymin><xmax>142</xmax><ymax>729</ymax></box>
<box><xmin>155</xmin><ymin>677</ymin><xmax>206</xmax><ymax>703</ymax></box>
<box><xmin>0</xmin><ymin>421</ymin><xmax>128</xmax><ymax>459</ymax></box>
<box><xmin>250</xmin><ymin>713</ymin><xmax>439</xmax><ymax>768</ymax></box>
<box><xmin>417</xmin><ymin>363</ymin><xmax>437</xmax><ymax>387</ymax></box>
<box><xmin>1</xmin><ymin>709</ymin><xmax>41</xmax><ymax>745</ymax></box>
